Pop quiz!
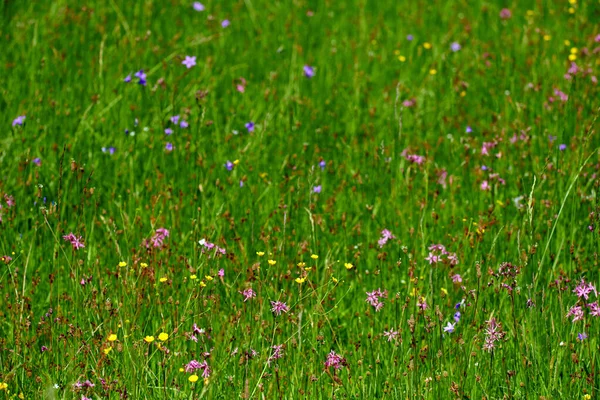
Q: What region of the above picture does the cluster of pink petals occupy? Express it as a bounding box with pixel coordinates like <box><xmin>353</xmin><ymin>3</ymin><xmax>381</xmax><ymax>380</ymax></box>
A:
<box><xmin>63</xmin><ymin>233</ymin><xmax>85</xmax><ymax>250</ymax></box>
<box><xmin>378</xmin><ymin>229</ymin><xmax>395</xmax><ymax>248</ymax></box>
<box><xmin>324</xmin><ymin>350</ymin><xmax>346</xmax><ymax>370</ymax></box>
<box><xmin>366</xmin><ymin>288</ymin><xmax>388</xmax><ymax>311</ymax></box>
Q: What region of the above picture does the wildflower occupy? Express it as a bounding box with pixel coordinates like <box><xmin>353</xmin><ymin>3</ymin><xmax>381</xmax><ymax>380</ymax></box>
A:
<box><xmin>218</xmin><ymin>269</ymin><xmax>224</xmax><ymax>277</ymax></box>
<box><xmin>124</xmin><ymin>74</ymin><xmax>132</xmax><ymax>83</ymax></box>
<box><xmin>319</xmin><ymin>160</ymin><xmax>326</xmax><ymax>170</ymax></box>
<box><xmin>567</xmin><ymin>305</ymin><xmax>585</xmax><ymax>322</ymax></box>
<box><xmin>193</xmin><ymin>2</ymin><xmax>205</xmax><ymax>11</ymax></box>
<box><xmin>158</xmin><ymin>332</ymin><xmax>169</xmax><ymax>341</ymax></box>
<box><xmin>480</xmin><ymin>180</ymin><xmax>490</xmax><ymax>191</ymax></box>
<box><xmin>189</xmin><ymin>375</ymin><xmax>199</xmax><ymax>383</ymax></box>
<box><xmin>366</xmin><ymin>289</ymin><xmax>387</xmax><ymax>311</ymax></box>
<box><xmin>311</xmin><ymin>254</ymin><xmax>318</xmax><ymax>259</ymax></box>
<box><xmin>398</xmin><ymin>55</ymin><xmax>406</xmax><ymax>62</ymax></box>
<box><xmin>312</xmin><ymin>185</ymin><xmax>322</xmax><ymax>193</ymax></box>
<box><xmin>573</xmin><ymin>279</ymin><xmax>597</xmax><ymax>300</ymax></box>
<box><xmin>499</xmin><ymin>8</ymin><xmax>512</xmax><ymax>19</ymax></box>
<box><xmin>344</xmin><ymin>263</ymin><xmax>354</xmax><ymax>270</ymax></box>
<box><xmin>33</xmin><ymin>157</ymin><xmax>42</xmax><ymax>166</ymax></box>
<box><xmin>134</xmin><ymin>70</ymin><xmax>147</xmax><ymax>86</ymax></box>
<box><xmin>425</xmin><ymin>252</ymin><xmax>441</xmax><ymax>265</ymax></box>
<box><xmin>240</xmin><ymin>288</ymin><xmax>256</xmax><ymax>301</ymax></box>
<box><xmin>303</xmin><ymin>65</ymin><xmax>315</xmax><ymax>78</ymax></box>
<box><xmin>451</xmin><ymin>274</ymin><xmax>462</xmax><ymax>283</ymax></box>
<box><xmin>406</xmin><ymin>34</ymin><xmax>414</xmax><ymax>41</ymax></box>
<box><xmin>141</xmin><ymin>262</ymin><xmax>148</xmax><ymax>268</ymax></box>
<box><xmin>324</xmin><ymin>350</ymin><xmax>346</xmax><ymax>370</ymax></box>
<box><xmin>270</xmin><ymin>301</ymin><xmax>289</xmax><ymax>316</ymax></box>
<box><xmin>443</xmin><ymin>322</ymin><xmax>455</xmax><ymax>334</ymax></box>
<box><xmin>587</xmin><ymin>302</ymin><xmax>600</xmax><ymax>317</ymax></box>
<box><xmin>12</xmin><ymin>115</ymin><xmax>26</xmax><ymax>126</ymax></box>
<box><xmin>453</xmin><ymin>312</ymin><xmax>461</xmax><ymax>322</ymax></box>
<box><xmin>118</xmin><ymin>261</ymin><xmax>127</xmax><ymax>267</ymax></box>
<box><xmin>378</xmin><ymin>229</ymin><xmax>395</xmax><ymax>247</ymax></box>
<box><xmin>245</xmin><ymin>121</ymin><xmax>255</xmax><ymax>132</ymax></box>
<box><xmin>423</xmin><ymin>42</ymin><xmax>432</xmax><ymax>49</ymax></box>
<box><xmin>577</xmin><ymin>332</ymin><xmax>587</xmax><ymax>341</ymax></box>
<box><xmin>450</xmin><ymin>42</ymin><xmax>461</xmax><ymax>52</ymax></box>
<box><xmin>295</xmin><ymin>277</ymin><xmax>306</xmax><ymax>284</ymax></box>
<box><xmin>182</xmin><ymin>56</ymin><xmax>197</xmax><ymax>69</ymax></box>
<box><xmin>108</xmin><ymin>334</ymin><xmax>117</xmax><ymax>342</ymax></box>
<box><xmin>165</xmin><ymin>128</ymin><xmax>173</xmax><ymax>135</ymax></box>
<box><xmin>383</xmin><ymin>329</ymin><xmax>399</xmax><ymax>342</ymax></box>
<box><xmin>483</xmin><ymin>318</ymin><xmax>505</xmax><ymax>352</ymax></box>
<box><xmin>268</xmin><ymin>259</ymin><xmax>276</xmax><ymax>265</ymax></box>
<box><xmin>257</xmin><ymin>251</ymin><xmax>265</xmax><ymax>256</ymax></box>
<box><xmin>170</xmin><ymin>115</ymin><xmax>180</xmax><ymax>124</ymax></box>
<box><xmin>103</xmin><ymin>347</ymin><xmax>112</xmax><ymax>355</ymax></box>
<box><xmin>417</xmin><ymin>296</ymin><xmax>427</xmax><ymax>310</ymax></box>
<box><xmin>297</xmin><ymin>262</ymin><xmax>306</xmax><ymax>267</ymax></box>
<box><xmin>159</xmin><ymin>277</ymin><xmax>168</xmax><ymax>283</ymax></box>
<box><xmin>0</xmin><ymin>383</ymin><xmax>7</xmax><ymax>390</ymax></box>
<box><xmin>268</xmin><ymin>344</ymin><xmax>284</xmax><ymax>363</ymax></box>
<box><xmin>144</xmin><ymin>336</ymin><xmax>155</xmax><ymax>343</ymax></box>
<box><xmin>63</xmin><ymin>233</ymin><xmax>85</xmax><ymax>250</ymax></box>
<box><xmin>221</xmin><ymin>19</ymin><xmax>230</xmax><ymax>28</ymax></box>
<box><xmin>180</xmin><ymin>120</ymin><xmax>189</xmax><ymax>128</ymax></box>
<box><xmin>466</xmin><ymin>126</ymin><xmax>472</xmax><ymax>133</ymax></box>
<box><xmin>429</xmin><ymin>69</ymin><xmax>437</xmax><ymax>75</ymax></box>
<box><xmin>149</xmin><ymin>228</ymin><xmax>169</xmax><ymax>248</ymax></box>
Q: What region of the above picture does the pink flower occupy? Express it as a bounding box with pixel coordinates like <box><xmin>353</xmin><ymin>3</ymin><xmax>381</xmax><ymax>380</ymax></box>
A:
<box><xmin>240</xmin><ymin>288</ymin><xmax>256</xmax><ymax>302</ymax></box>
<box><xmin>270</xmin><ymin>301</ymin><xmax>289</xmax><ymax>316</ymax></box>
<box><xmin>268</xmin><ymin>344</ymin><xmax>284</xmax><ymax>363</ymax></box>
<box><xmin>383</xmin><ymin>329</ymin><xmax>399</xmax><ymax>342</ymax></box>
<box><xmin>451</xmin><ymin>274</ymin><xmax>462</xmax><ymax>283</ymax></box>
<box><xmin>63</xmin><ymin>233</ymin><xmax>85</xmax><ymax>250</ymax></box>
<box><xmin>566</xmin><ymin>305</ymin><xmax>584</xmax><ymax>322</ymax></box>
<box><xmin>480</xmin><ymin>180</ymin><xmax>490</xmax><ymax>191</ymax></box>
<box><xmin>324</xmin><ymin>350</ymin><xmax>346</xmax><ymax>370</ymax></box>
<box><xmin>499</xmin><ymin>8</ymin><xmax>511</xmax><ymax>19</ymax></box>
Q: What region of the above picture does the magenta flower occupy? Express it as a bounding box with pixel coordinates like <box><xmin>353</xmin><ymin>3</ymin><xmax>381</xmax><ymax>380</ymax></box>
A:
<box><xmin>378</xmin><ymin>229</ymin><xmax>395</xmax><ymax>247</ymax></box>
<box><xmin>270</xmin><ymin>301</ymin><xmax>289</xmax><ymax>316</ymax></box>
<box><xmin>451</xmin><ymin>274</ymin><xmax>462</xmax><ymax>283</ymax></box>
<box><xmin>268</xmin><ymin>344</ymin><xmax>284</xmax><ymax>363</ymax></box>
<box><xmin>499</xmin><ymin>8</ymin><xmax>512</xmax><ymax>19</ymax></box>
<box><xmin>148</xmin><ymin>228</ymin><xmax>169</xmax><ymax>248</ymax></box>
<box><xmin>324</xmin><ymin>350</ymin><xmax>346</xmax><ymax>370</ymax></box>
<box><xmin>63</xmin><ymin>233</ymin><xmax>85</xmax><ymax>250</ymax></box>
<box><xmin>182</xmin><ymin>56</ymin><xmax>197</xmax><ymax>69</ymax></box>
<box><xmin>240</xmin><ymin>288</ymin><xmax>256</xmax><ymax>302</ymax></box>
<box><xmin>483</xmin><ymin>318</ymin><xmax>505</xmax><ymax>352</ymax></box>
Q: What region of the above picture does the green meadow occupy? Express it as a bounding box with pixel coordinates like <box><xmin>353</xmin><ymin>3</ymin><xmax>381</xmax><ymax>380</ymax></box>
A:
<box><xmin>1</xmin><ymin>0</ymin><xmax>599</xmax><ymax>398</ymax></box>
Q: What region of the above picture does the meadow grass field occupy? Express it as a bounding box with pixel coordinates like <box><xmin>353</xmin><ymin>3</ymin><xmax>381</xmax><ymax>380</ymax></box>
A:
<box><xmin>1</xmin><ymin>0</ymin><xmax>600</xmax><ymax>398</ymax></box>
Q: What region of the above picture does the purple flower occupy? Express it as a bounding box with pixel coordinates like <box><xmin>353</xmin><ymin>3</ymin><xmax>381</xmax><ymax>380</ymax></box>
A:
<box><xmin>101</xmin><ymin>147</ymin><xmax>116</xmax><ymax>155</ymax></box>
<box><xmin>319</xmin><ymin>160</ymin><xmax>326</xmax><ymax>170</ymax></box>
<box><xmin>134</xmin><ymin>70</ymin><xmax>147</xmax><ymax>86</ymax></box>
<box><xmin>180</xmin><ymin>120</ymin><xmax>189</xmax><ymax>128</ymax></box>
<box><xmin>124</xmin><ymin>74</ymin><xmax>132</xmax><ymax>83</ymax></box>
<box><xmin>303</xmin><ymin>65</ymin><xmax>315</xmax><ymax>78</ymax></box>
<box><xmin>499</xmin><ymin>8</ymin><xmax>512</xmax><ymax>19</ymax></box>
<box><xmin>559</xmin><ymin>144</ymin><xmax>567</xmax><ymax>151</ymax></box>
<box><xmin>182</xmin><ymin>56</ymin><xmax>197</xmax><ymax>69</ymax></box>
<box><xmin>170</xmin><ymin>115</ymin><xmax>180</xmax><ymax>124</ymax></box>
<box><xmin>450</xmin><ymin>42</ymin><xmax>461</xmax><ymax>52</ymax></box>
<box><xmin>225</xmin><ymin>160</ymin><xmax>234</xmax><ymax>171</ymax></box>
<box><xmin>245</xmin><ymin>121</ymin><xmax>255</xmax><ymax>132</ymax></box>
<box><xmin>221</xmin><ymin>19</ymin><xmax>230</xmax><ymax>28</ymax></box>
<box><xmin>12</xmin><ymin>115</ymin><xmax>26</xmax><ymax>127</ymax></box>
<box><xmin>443</xmin><ymin>322</ymin><xmax>455</xmax><ymax>334</ymax></box>
<box><xmin>268</xmin><ymin>344</ymin><xmax>284</xmax><ymax>363</ymax></box>
<box><xmin>270</xmin><ymin>301</ymin><xmax>289</xmax><ymax>316</ymax></box>
<box><xmin>324</xmin><ymin>350</ymin><xmax>346</xmax><ymax>370</ymax></box>
<box><xmin>165</xmin><ymin>142</ymin><xmax>173</xmax><ymax>152</ymax></box>
<box><xmin>41</xmin><ymin>346</ymin><xmax>48</xmax><ymax>352</ymax></box>
<box><xmin>465</xmin><ymin>125</ymin><xmax>472</xmax><ymax>133</ymax></box>
<box><xmin>165</xmin><ymin>128</ymin><xmax>173</xmax><ymax>135</ymax></box>
<box><xmin>453</xmin><ymin>311</ymin><xmax>461</xmax><ymax>322</ymax></box>
<box><xmin>63</xmin><ymin>233</ymin><xmax>85</xmax><ymax>250</ymax></box>
<box><xmin>577</xmin><ymin>332</ymin><xmax>587</xmax><ymax>341</ymax></box>
<box><xmin>33</xmin><ymin>158</ymin><xmax>42</xmax><ymax>166</ymax></box>
<box><xmin>313</xmin><ymin>185</ymin><xmax>322</xmax><ymax>193</ymax></box>
<box><xmin>406</xmin><ymin>34</ymin><xmax>414</xmax><ymax>41</ymax></box>
<box><xmin>193</xmin><ymin>2</ymin><xmax>205</xmax><ymax>11</ymax></box>
<box><xmin>240</xmin><ymin>288</ymin><xmax>256</xmax><ymax>302</ymax></box>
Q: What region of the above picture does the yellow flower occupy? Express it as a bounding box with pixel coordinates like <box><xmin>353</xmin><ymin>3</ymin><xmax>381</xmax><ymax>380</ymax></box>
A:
<box><xmin>310</xmin><ymin>254</ymin><xmax>318</xmax><ymax>260</ymax></box>
<box><xmin>304</xmin><ymin>267</ymin><xmax>312</xmax><ymax>271</ymax></box>
<box><xmin>423</xmin><ymin>42</ymin><xmax>432</xmax><ymax>49</ymax></box>
<box><xmin>256</xmin><ymin>251</ymin><xmax>265</xmax><ymax>256</ymax></box>
<box><xmin>398</xmin><ymin>55</ymin><xmax>406</xmax><ymax>62</ymax></box>
<box><xmin>543</xmin><ymin>35</ymin><xmax>551</xmax><ymax>41</ymax></box>
<box><xmin>564</xmin><ymin>40</ymin><xmax>571</xmax><ymax>46</ymax></box>
<box><xmin>297</xmin><ymin>262</ymin><xmax>306</xmax><ymax>267</ymax></box>
<box><xmin>190</xmin><ymin>274</ymin><xmax>197</xmax><ymax>280</ymax></box>
<box><xmin>144</xmin><ymin>336</ymin><xmax>155</xmax><ymax>343</ymax></box>
<box><xmin>583</xmin><ymin>395</ymin><xmax>591</xmax><ymax>400</ymax></box>
<box><xmin>103</xmin><ymin>347</ymin><xmax>112</xmax><ymax>355</ymax></box>
<box><xmin>204</xmin><ymin>378</ymin><xmax>210</xmax><ymax>385</ymax></box>
<box><xmin>199</xmin><ymin>281</ymin><xmax>206</xmax><ymax>287</ymax></box>
<box><xmin>158</xmin><ymin>332</ymin><xmax>169</xmax><ymax>342</ymax></box>
<box><xmin>568</xmin><ymin>0</ymin><xmax>576</xmax><ymax>3</ymax></box>
<box><xmin>440</xmin><ymin>288</ymin><xmax>448</xmax><ymax>296</ymax></box>
<box><xmin>118</xmin><ymin>261</ymin><xmax>127</xmax><ymax>267</ymax></box>
<box><xmin>526</xmin><ymin>10</ymin><xmax>534</xmax><ymax>17</ymax></box>
<box><xmin>295</xmin><ymin>277</ymin><xmax>306</xmax><ymax>284</ymax></box>
<box><xmin>344</xmin><ymin>263</ymin><xmax>354</xmax><ymax>270</ymax></box>
<box><xmin>179</xmin><ymin>368</ymin><xmax>184</xmax><ymax>372</ymax></box>
<box><xmin>19</xmin><ymin>393</ymin><xmax>24</xmax><ymax>399</ymax></box>
<box><xmin>0</xmin><ymin>382</ymin><xmax>7</xmax><ymax>390</ymax></box>
<box><xmin>570</xmin><ymin>47</ymin><xmax>578</xmax><ymax>54</ymax></box>
<box><xmin>141</xmin><ymin>262</ymin><xmax>148</xmax><ymax>268</ymax></box>
<box><xmin>393</xmin><ymin>49</ymin><xmax>400</xmax><ymax>55</ymax></box>
<box><xmin>568</xmin><ymin>54</ymin><xmax>577</xmax><ymax>61</ymax></box>
<box><xmin>189</xmin><ymin>374</ymin><xmax>199</xmax><ymax>383</ymax></box>
<box><xmin>429</xmin><ymin>69</ymin><xmax>437</xmax><ymax>75</ymax></box>
<box><xmin>268</xmin><ymin>259</ymin><xmax>276</xmax><ymax>265</ymax></box>
<box><xmin>205</xmin><ymin>275</ymin><xmax>213</xmax><ymax>281</ymax></box>
<box><xmin>460</xmin><ymin>91</ymin><xmax>466</xmax><ymax>97</ymax></box>
<box><xmin>568</xmin><ymin>7</ymin><xmax>575</xmax><ymax>14</ymax></box>
<box><xmin>159</xmin><ymin>277</ymin><xmax>168</xmax><ymax>283</ymax></box>
<box><xmin>233</xmin><ymin>159</ymin><xmax>240</xmax><ymax>165</ymax></box>
<box><xmin>108</xmin><ymin>334</ymin><xmax>117</xmax><ymax>342</ymax></box>
<box><xmin>331</xmin><ymin>276</ymin><xmax>338</xmax><ymax>283</ymax></box>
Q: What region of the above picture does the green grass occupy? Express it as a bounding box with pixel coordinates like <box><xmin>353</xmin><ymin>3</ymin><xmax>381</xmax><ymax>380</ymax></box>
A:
<box><xmin>1</xmin><ymin>0</ymin><xmax>599</xmax><ymax>398</ymax></box>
